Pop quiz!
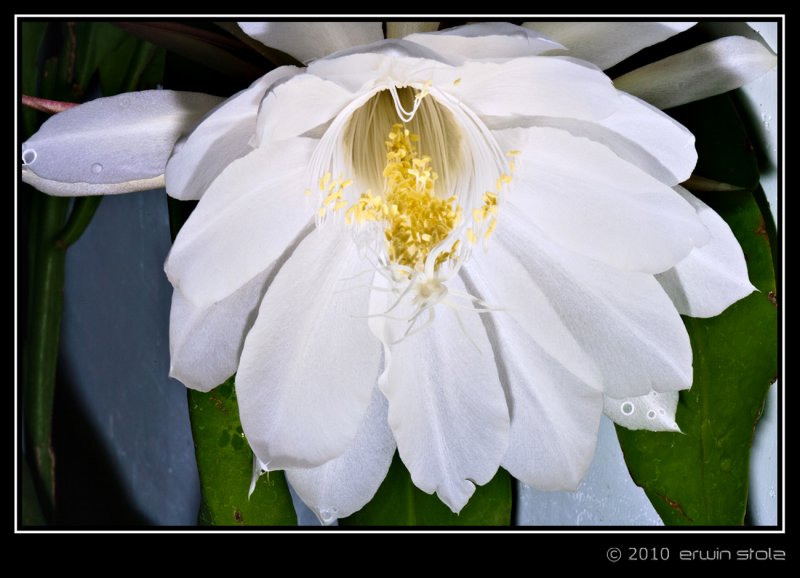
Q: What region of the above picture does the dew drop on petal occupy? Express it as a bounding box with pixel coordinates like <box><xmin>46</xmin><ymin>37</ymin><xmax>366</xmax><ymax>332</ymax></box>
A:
<box><xmin>647</xmin><ymin>410</ymin><xmax>657</xmax><ymax>419</ymax></box>
<box><xmin>659</xmin><ymin>409</ymin><xmax>665</xmax><ymax>415</ymax></box>
<box><xmin>319</xmin><ymin>507</ymin><xmax>338</xmax><ymax>524</ymax></box>
<box><xmin>22</xmin><ymin>149</ymin><xmax>37</xmax><ymax>165</ymax></box>
<box><xmin>651</xmin><ymin>391</ymin><xmax>658</xmax><ymax>397</ymax></box>
<box><xmin>621</xmin><ymin>402</ymin><xmax>634</xmax><ymax>416</ymax></box>
<box><xmin>91</xmin><ymin>163</ymin><xmax>103</xmax><ymax>174</ymax></box>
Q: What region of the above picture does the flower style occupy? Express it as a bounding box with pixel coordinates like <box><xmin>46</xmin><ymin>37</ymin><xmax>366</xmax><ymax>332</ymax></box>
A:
<box><xmin>21</xmin><ymin>21</ymin><xmax>776</xmax><ymax>524</ymax></box>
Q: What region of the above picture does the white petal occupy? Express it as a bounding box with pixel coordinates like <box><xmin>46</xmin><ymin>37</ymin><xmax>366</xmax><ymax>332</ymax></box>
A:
<box><xmin>238</xmin><ymin>21</ymin><xmax>384</xmax><ymax>64</ymax></box>
<box><xmin>604</xmin><ymin>391</ymin><xmax>680</xmax><ymax>432</ymax></box>
<box><xmin>166</xmin><ymin>67</ymin><xmax>301</xmax><ymax>200</ymax></box>
<box><xmin>371</xmin><ymin>275</ymin><xmax>509</xmax><ymax>513</ymax></box>
<box><xmin>496</xmin><ymin>126</ymin><xmax>708</xmax><ymax>274</ymax></box>
<box><xmin>165</xmin><ymin>137</ymin><xmax>315</xmax><ymax>308</ymax></box>
<box><xmin>386</xmin><ymin>21</ymin><xmax>438</xmax><ymax>39</ymax></box>
<box><xmin>523</xmin><ymin>21</ymin><xmax>695</xmax><ymax>70</ymax></box>
<box><xmin>404</xmin><ymin>22</ymin><xmax>563</xmax><ymax>63</ymax></box>
<box><xmin>168</xmin><ymin>268</ymin><xmax>271</xmax><ymax>392</ymax></box>
<box><xmin>494</xmin><ymin>212</ymin><xmax>693</xmax><ymax>399</ymax></box>
<box><xmin>254</xmin><ymin>72</ymin><xmax>356</xmax><ymax>146</ymax></box>
<box><xmin>614</xmin><ymin>36</ymin><xmax>778</xmax><ymax>109</ymax></box>
<box><xmin>236</xmin><ymin>225</ymin><xmax>382</xmax><ymax>469</ymax></box>
<box><xmin>483</xmin><ymin>92</ymin><xmax>697</xmax><ymax>186</ymax></box>
<box><xmin>459</xmin><ymin>268</ymin><xmax>603</xmax><ymax>491</ymax></box>
<box><xmin>448</xmin><ymin>56</ymin><xmax>619</xmax><ymax>122</ymax></box>
<box><xmin>306</xmin><ymin>43</ymin><xmax>454</xmax><ymax>94</ymax></box>
<box><xmin>656</xmin><ymin>187</ymin><xmax>755</xmax><ymax>317</ymax></box>
<box><xmin>21</xmin><ymin>90</ymin><xmax>223</xmax><ymax>196</ymax></box>
<box><xmin>286</xmin><ymin>388</ymin><xmax>395</xmax><ymax>525</ymax></box>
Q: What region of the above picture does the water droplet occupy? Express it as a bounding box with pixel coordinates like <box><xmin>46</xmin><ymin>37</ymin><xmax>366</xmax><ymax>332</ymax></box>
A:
<box><xmin>647</xmin><ymin>410</ymin><xmax>657</xmax><ymax>419</ymax></box>
<box><xmin>91</xmin><ymin>163</ymin><xmax>103</xmax><ymax>174</ymax></box>
<box><xmin>720</xmin><ymin>458</ymin><xmax>732</xmax><ymax>471</ymax></box>
<box><xmin>621</xmin><ymin>402</ymin><xmax>634</xmax><ymax>416</ymax></box>
<box><xmin>319</xmin><ymin>507</ymin><xmax>338</xmax><ymax>524</ymax></box>
<box><xmin>22</xmin><ymin>149</ymin><xmax>37</xmax><ymax>165</ymax></box>
<box><xmin>651</xmin><ymin>391</ymin><xmax>658</xmax><ymax>397</ymax></box>
<box><xmin>659</xmin><ymin>409</ymin><xmax>665</xmax><ymax>415</ymax></box>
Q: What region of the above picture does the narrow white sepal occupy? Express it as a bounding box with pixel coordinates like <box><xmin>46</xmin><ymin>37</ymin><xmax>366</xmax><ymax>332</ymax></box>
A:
<box><xmin>614</xmin><ymin>36</ymin><xmax>778</xmax><ymax>109</ymax></box>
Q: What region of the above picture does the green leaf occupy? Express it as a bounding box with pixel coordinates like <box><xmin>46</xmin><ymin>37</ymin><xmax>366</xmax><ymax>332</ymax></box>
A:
<box><xmin>616</xmin><ymin>94</ymin><xmax>778</xmax><ymax>526</ymax></box>
<box><xmin>340</xmin><ymin>454</ymin><xmax>512</xmax><ymax>526</ymax></box>
<box><xmin>115</xmin><ymin>21</ymin><xmax>268</xmax><ymax>83</ymax></box>
<box><xmin>188</xmin><ymin>378</ymin><xmax>298</xmax><ymax>526</ymax></box>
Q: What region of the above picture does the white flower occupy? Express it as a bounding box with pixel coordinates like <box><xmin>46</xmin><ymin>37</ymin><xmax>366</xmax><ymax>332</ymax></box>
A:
<box><xmin>21</xmin><ymin>21</ymin><xmax>776</xmax><ymax>524</ymax></box>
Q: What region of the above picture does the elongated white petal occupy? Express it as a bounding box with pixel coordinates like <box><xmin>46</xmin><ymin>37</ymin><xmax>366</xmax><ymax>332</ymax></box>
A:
<box><xmin>496</xmin><ymin>126</ymin><xmax>708</xmax><ymax>274</ymax></box>
<box><xmin>386</xmin><ymin>21</ymin><xmax>438</xmax><ymax>39</ymax></box>
<box><xmin>494</xmin><ymin>213</ymin><xmax>693</xmax><ymax>399</ymax></box>
<box><xmin>404</xmin><ymin>22</ymin><xmax>563</xmax><ymax>62</ymax></box>
<box><xmin>237</xmin><ymin>225</ymin><xmax>382</xmax><ymax>469</ymax></box>
<box><xmin>604</xmin><ymin>391</ymin><xmax>680</xmax><ymax>432</ymax></box>
<box><xmin>449</xmin><ymin>56</ymin><xmax>619</xmax><ymax>122</ymax></box>
<box><xmin>286</xmin><ymin>388</ymin><xmax>395</xmax><ymax>525</ymax></box>
<box><xmin>21</xmin><ymin>90</ymin><xmax>223</xmax><ymax>196</ymax></box>
<box><xmin>169</xmin><ymin>268</ymin><xmax>271</xmax><ymax>392</ymax></box>
<box><xmin>523</xmin><ymin>21</ymin><xmax>695</xmax><ymax>70</ymax></box>
<box><xmin>165</xmin><ymin>138</ymin><xmax>315</xmax><ymax>309</ymax></box>
<box><xmin>166</xmin><ymin>67</ymin><xmax>300</xmax><ymax>200</ymax></box>
<box><xmin>656</xmin><ymin>187</ymin><xmax>755</xmax><ymax>317</ymax></box>
<box><xmin>370</xmin><ymin>275</ymin><xmax>509</xmax><ymax>513</ymax></box>
<box><xmin>615</xmin><ymin>36</ymin><xmax>778</xmax><ymax>109</ymax></box>
<box><xmin>460</xmin><ymin>268</ymin><xmax>604</xmax><ymax>490</ymax></box>
<box><xmin>238</xmin><ymin>21</ymin><xmax>384</xmax><ymax>64</ymax></box>
<box><xmin>254</xmin><ymin>73</ymin><xmax>356</xmax><ymax>146</ymax></box>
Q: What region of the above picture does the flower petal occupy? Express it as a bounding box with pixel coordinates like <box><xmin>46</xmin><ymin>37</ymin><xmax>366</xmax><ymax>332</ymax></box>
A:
<box><xmin>164</xmin><ymin>137</ymin><xmax>315</xmax><ymax>308</ymax></box>
<box><xmin>483</xmin><ymin>92</ymin><xmax>697</xmax><ymax>186</ymax></box>
<box><xmin>656</xmin><ymin>187</ymin><xmax>755</xmax><ymax>317</ymax></box>
<box><xmin>460</xmin><ymin>269</ymin><xmax>603</xmax><ymax>491</ymax></box>
<box><xmin>306</xmin><ymin>44</ymin><xmax>453</xmax><ymax>96</ymax></box>
<box><xmin>286</xmin><ymin>388</ymin><xmax>395</xmax><ymax>525</ymax></box>
<box><xmin>254</xmin><ymin>72</ymin><xmax>357</xmax><ymax>145</ymax></box>
<box><xmin>404</xmin><ymin>22</ymin><xmax>563</xmax><ymax>62</ymax></box>
<box><xmin>449</xmin><ymin>56</ymin><xmax>619</xmax><ymax>122</ymax></box>
<box><xmin>604</xmin><ymin>391</ymin><xmax>680</xmax><ymax>432</ymax></box>
<box><xmin>386</xmin><ymin>21</ymin><xmax>439</xmax><ymax>39</ymax></box>
<box><xmin>493</xmin><ymin>212</ymin><xmax>693</xmax><ymax>399</ymax></box>
<box><xmin>166</xmin><ymin>67</ymin><xmax>300</xmax><ymax>200</ymax></box>
<box><xmin>614</xmin><ymin>36</ymin><xmax>778</xmax><ymax>110</ymax></box>
<box><xmin>523</xmin><ymin>21</ymin><xmax>695</xmax><ymax>70</ymax></box>
<box><xmin>21</xmin><ymin>90</ymin><xmax>223</xmax><ymax>196</ymax></box>
<box><xmin>370</xmin><ymin>275</ymin><xmax>509</xmax><ymax>513</ymax></box>
<box><xmin>496</xmin><ymin>126</ymin><xmax>708</xmax><ymax>274</ymax></box>
<box><xmin>238</xmin><ymin>21</ymin><xmax>384</xmax><ymax>64</ymax></box>
<box><xmin>168</xmin><ymin>268</ymin><xmax>270</xmax><ymax>392</ymax></box>
<box><xmin>236</xmin><ymin>225</ymin><xmax>382</xmax><ymax>469</ymax></box>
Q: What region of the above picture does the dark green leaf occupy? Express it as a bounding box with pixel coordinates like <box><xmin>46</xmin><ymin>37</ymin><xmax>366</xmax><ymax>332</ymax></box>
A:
<box><xmin>20</xmin><ymin>22</ymin><xmax>48</xmax><ymax>135</ymax></box>
<box><xmin>616</xmin><ymin>94</ymin><xmax>777</xmax><ymax>526</ymax></box>
<box><xmin>116</xmin><ymin>21</ymin><xmax>268</xmax><ymax>83</ymax></box>
<box><xmin>188</xmin><ymin>378</ymin><xmax>298</xmax><ymax>526</ymax></box>
<box><xmin>341</xmin><ymin>453</ymin><xmax>512</xmax><ymax>526</ymax></box>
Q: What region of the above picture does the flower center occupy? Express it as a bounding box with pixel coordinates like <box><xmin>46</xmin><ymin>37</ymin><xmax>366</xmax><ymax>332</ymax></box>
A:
<box><xmin>344</xmin><ymin>123</ymin><xmax>462</xmax><ymax>272</ymax></box>
<box><xmin>307</xmin><ymin>84</ymin><xmax>517</xmax><ymax>281</ymax></box>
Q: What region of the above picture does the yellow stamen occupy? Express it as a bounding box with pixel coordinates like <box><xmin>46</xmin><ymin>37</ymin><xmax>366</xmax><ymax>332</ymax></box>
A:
<box><xmin>349</xmin><ymin>123</ymin><xmax>462</xmax><ymax>271</ymax></box>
